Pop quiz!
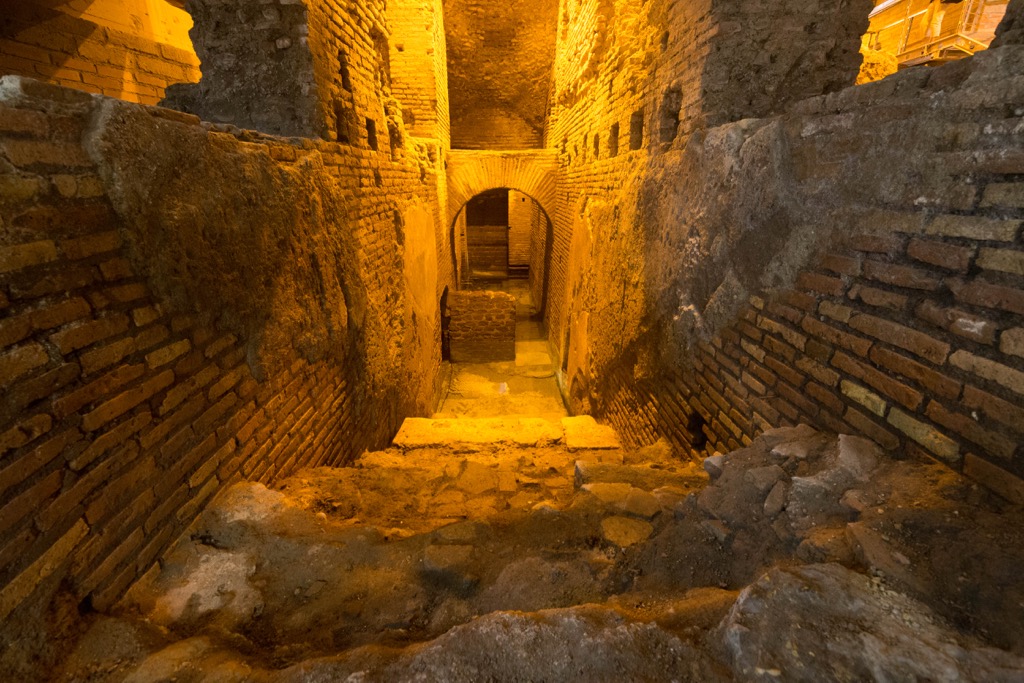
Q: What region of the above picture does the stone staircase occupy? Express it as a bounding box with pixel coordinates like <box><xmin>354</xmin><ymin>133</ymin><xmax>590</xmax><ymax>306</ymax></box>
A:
<box><xmin>53</xmin><ymin>419</ymin><xmax>1024</xmax><ymax>682</ymax></box>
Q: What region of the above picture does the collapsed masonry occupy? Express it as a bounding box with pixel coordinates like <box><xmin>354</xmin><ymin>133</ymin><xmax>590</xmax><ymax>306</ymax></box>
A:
<box><xmin>1</xmin><ymin>0</ymin><xmax>1023</xmax><ymax>678</ymax></box>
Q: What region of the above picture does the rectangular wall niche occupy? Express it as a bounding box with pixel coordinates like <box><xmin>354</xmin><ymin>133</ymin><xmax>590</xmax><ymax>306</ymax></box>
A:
<box><xmin>630</xmin><ymin>110</ymin><xmax>644</xmax><ymax>150</ymax></box>
<box><xmin>366</xmin><ymin>118</ymin><xmax>379</xmax><ymax>150</ymax></box>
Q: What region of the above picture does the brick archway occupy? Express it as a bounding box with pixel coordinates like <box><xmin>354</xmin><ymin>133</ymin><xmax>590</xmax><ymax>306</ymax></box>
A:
<box><xmin>446</xmin><ymin>150</ymin><xmax>560</xmax><ymax>228</ymax></box>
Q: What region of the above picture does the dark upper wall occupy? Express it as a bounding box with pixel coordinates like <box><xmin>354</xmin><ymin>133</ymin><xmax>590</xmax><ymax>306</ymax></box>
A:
<box><xmin>994</xmin><ymin>0</ymin><xmax>1024</xmax><ymax>47</ymax></box>
<box><xmin>443</xmin><ymin>0</ymin><xmax>558</xmax><ymax>150</ymax></box>
<box><xmin>163</xmin><ymin>0</ymin><xmax>319</xmax><ymax>137</ymax></box>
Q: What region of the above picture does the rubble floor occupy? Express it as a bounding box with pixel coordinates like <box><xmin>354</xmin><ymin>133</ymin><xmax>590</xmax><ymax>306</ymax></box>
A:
<box><xmin>52</xmin><ymin>417</ymin><xmax>1024</xmax><ymax>682</ymax></box>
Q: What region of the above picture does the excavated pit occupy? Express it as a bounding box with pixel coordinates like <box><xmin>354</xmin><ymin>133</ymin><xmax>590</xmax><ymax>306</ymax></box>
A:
<box><xmin>54</xmin><ymin>419</ymin><xmax>1024</xmax><ymax>682</ymax></box>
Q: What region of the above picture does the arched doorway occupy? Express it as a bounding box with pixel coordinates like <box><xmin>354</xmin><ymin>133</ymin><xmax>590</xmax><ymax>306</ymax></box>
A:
<box><xmin>450</xmin><ymin>187</ymin><xmax>555</xmax><ymax>319</ymax></box>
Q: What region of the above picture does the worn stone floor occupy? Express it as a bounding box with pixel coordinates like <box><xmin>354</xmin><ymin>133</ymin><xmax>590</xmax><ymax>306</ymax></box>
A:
<box><xmin>55</xmin><ymin>420</ymin><xmax>1024</xmax><ymax>682</ymax></box>
<box><xmin>438</xmin><ymin>279</ymin><xmax>566</xmax><ymax>422</ymax></box>
<box><xmin>50</xmin><ymin>284</ymin><xmax>1024</xmax><ymax>682</ymax></box>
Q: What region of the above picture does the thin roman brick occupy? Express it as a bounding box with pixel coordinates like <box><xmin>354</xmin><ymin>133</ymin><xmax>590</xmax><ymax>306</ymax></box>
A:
<box><xmin>0</xmin><ymin>343</ymin><xmax>49</xmax><ymax>386</ymax></box>
<box><xmin>0</xmin><ymin>520</ymin><xmax>88</xmax><ymax>622</ymax></box>
<box><xmin>216</xmin><ymin>401</ymin><xmax>257</xmax><ymax>443</ymax></box>
<box><xmin>847</xmin><ymin>313</ymin><xmax>949</xmax><ymax>364</ymax></box>
<box><xmin>0</xmin><ymin>429</ymin><xmax>82</xmax><ymax>499</ymax></box>
<box><xmin>83</xmin><ymin>526</ymin><xmax>145</xmax><ymax>609</ymax></box>
<box><xmin>59</xmin><ymin>231</ymin><xmax>122</xmax><ymax>261</ymax></box>
<box><xmin>806</xmin><ymin>381</ymin><xmax>845</xmax><ymax>416</ymax></box>
<box><xmin>831</xmin><ymin>351</ymin><xmax>923</xmax><ymax>411</ymax></box>
<box><xmin>83</xmin><ymin>450</ymin><xmax>154</xmax><ymax>527</ymax></box>
<box><xmin>906</xmin><ymin>238</ymin><xmax>974</xmax><ymax>272</ymax></box>
<box><xmin>4</xmin><ymin>362</ymin><xmax>81</xmax><ymax>416</ymax></box>
<box><xmin>764</xmin><ymin>356</ymin><xmax>806</xmax><ymax>388</ymax></box>
<box><xmin>736</xmin><ymin>321</ymin><xmax>763</xmax><ymax>342</ymax></box>
<box><xmin>765</xmin><ymin>301</ymin><xmax>803</xmax><ymax>326</ymax></box>
<box><xmin>189</xmin><ymin>438</ymin><xmax>235</xmax><ymax>489</ymax></box>
<box><xmin>0</xmin><ymin>470</ymin><xmax>61</xmax><ymax>537</ymax></box>
<box><xmin>819</xmin><ymin>300</ymin><xmax>853</xmax><ymax>324</ymax></box>
<box><xmin>159</xmin><ymin>363</ymin><xmax>221</xmax><ymax>416</ymax></box>
<box><xmin>81</xmin><ymin>370</ymin><xmax>174</xmax><ymax>432</ymax></box>
<box><xmin>770</xmin><ymin>395</ymin><xmax>802</xmax><ymax>421</ymax></box>
<box><xmin>926</xmin><ymin>215</ymin><xmax>1019</xmax><ymax>242</ymax></box>
<box><xmin>144</xmin><ymin>484</ymin><xmax>188</xmax><ymax>534</ymax></box>
<box><xmin>950</xmin><ymin>279</ymin><xmax>1024</xmax><ymax>316</ymax></box>
<box><xmin>140</xmin><ymin>396</ymin><xmax>204</xmax><ymax>454</ymax></box>
<box><xmin>776</xmin><ymin>380</ymin><xmax>819</xmax><ymax>419</ymax></box>
<box><xmin>820</xmin><ymin>253</ymin><xmax>862</xmax><ymax>277</ymax></box>
<box><xmin>70</xmin><ymin>411</ymin><xmax>152</xmax><ymax>472</ymax></box>
<box><xmin>848</xmin><ymin>284</ymin><xmax>909</xmax><ymax>312</ymax></box>
<box><xmin>134</xmin><ymin>524</ymin><xmax>176</xmax><ymax>576</ymax></box>
<box><xmin>962</xmin><ymin>385</ymin><xmax>1024</xmax><ymax>434</ymax></box>
<box><xmin>30</xmin><ymin>298</ymin><xmax>91</xmax><ymax>332</ymax></box>
<box><xmin>924</xmin><ymin>401</ymin><xmax>1017</xmax><ymax>460</ymax></box>
<box><xmin>801</xmin><ymin>317</ymin><xmax>872</xmax><ymax>356</ymax></box>
<box><xmin>50</xmin><ymin>314</ymin><xmax>130</xmax><ymax>355</ymax></box>
<box><xmin>715</xmin><ymin>352</ymin><xmax>741</xmax><ymax>379</ymax></box>
<box><xmin>862</xmin><ymin>260</ymin><xmax>942</xmax><ymax>291</ymax></box>
<box><xmin>949</xmin><ymin>351</ymin><xmax>1024</xmax><ymax>397</ymax></box>
<box><xmin>847</xmin><ymin>232</ymin><xmax>904</xmax><ymax>255</ymax></box>
<box><xmin>887</xmin><ymin>408</ymin><xmax>960</xmax><ymax>463</ymax></box>
<box><xmin>192</xmin><ymin>392</ymin><xmax>240</xmax><ymax>437</ymax></box>
<box><xmin>868</xmin><ymin>346</ymin><xmax>961</xmax><ymax>400</ymax></box>
<box><xmin>964</xmin><ymin>455</ymin><xmax>1024</xmax><ymax>505</ymax></box>
<box><xmin>79</xmin><ymin>337</ymin><xmax>136</xmax><ymax>376</ymax></box>
<box><xmin>0</xmin><ymin>414</ymin><xmax>52</xmax><ymax>457</ymax></box>
<box><xmin>796</xmin><ymin>272</ymin><xmax>846</xmax><ymax>297</ymax></box>
<box><xmin>796</xmin><ymin>356</ymin><xmax>840</xmax><ymax>387</ymax></box>
<box><xmin>843</xmin><ymin>405</ymin><xmax>900</xmax><ymax>450</ymax></box>
<box><xmin>206</xmin><ymin>365</ymin><xmax>246</xmax><ymax>402</ymax></box>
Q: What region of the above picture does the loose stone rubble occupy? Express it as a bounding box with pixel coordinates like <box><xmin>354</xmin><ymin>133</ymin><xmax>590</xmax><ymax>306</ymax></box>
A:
<box><xmin>54</xmin><ymin>420</ymin><xmax>1024</xmax><ymax>682</ymax></box>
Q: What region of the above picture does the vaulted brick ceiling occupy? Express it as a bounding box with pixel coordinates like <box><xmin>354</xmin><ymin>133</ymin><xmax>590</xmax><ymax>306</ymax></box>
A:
<box><xmin>442</xmin><ymin>0</ymin><xmax>559</xmax><ymax>150</ymax></box>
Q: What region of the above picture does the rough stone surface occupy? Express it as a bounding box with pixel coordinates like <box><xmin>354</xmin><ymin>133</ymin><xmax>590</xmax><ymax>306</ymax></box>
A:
<box><xmin>86</xmin><ymin>99</ymin><xmax>354</xmax><ymax>373</ymax></box>
<box><xmin>720</xmin><ymin>563</ymin><xmax>1024</xmax><ymax>683</ymax></box>
<box><xmin>163</xmin><ymin>0</ymin><xmax>320</xmax><ymax>137</ymax></box>
<box><xmin>28</xmin><ymin>423</ymin><xmax>1022</xmax><ymax>682</ymax></box>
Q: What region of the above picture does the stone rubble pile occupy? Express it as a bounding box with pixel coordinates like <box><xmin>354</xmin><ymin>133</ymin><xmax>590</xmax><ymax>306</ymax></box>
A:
<box><xmin>54</xmin><ymin>421</ymin><xmax>1024</xmax><ymax>682</ymax></box>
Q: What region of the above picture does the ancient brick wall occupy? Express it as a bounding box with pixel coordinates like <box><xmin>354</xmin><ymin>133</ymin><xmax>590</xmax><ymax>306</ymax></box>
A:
<box><xmin>543</xmin><ymin>0</ymin><xmax>1024</xmax><ymax>501</ymax></box>
<box><xmin>390</xmin><ymin>0</ymin><xmax>450</xmax><ymax>147</ymax></box>
<box><xmin>0</xmin><ymin>70</ymin><xmax>444</xmax><ymax>672</ymax></box>
<box><xmin>544</xmin><ymin>0</ymin><xmax>873</xmax><ymax>364</ymax></box>
<box><xmin>0</xmin><ymin>0</ymin><xmax>200</xmax><ymax>106</ymax></box>
<box><xmin>550</xmin><ymin>43</ymin><xmax>1024</xmax><ymax>503</ymax></box>
<box><xmin>163</xmin><ymin>0</ymin><xmax>321</xmax><ymax>137</ymax></box>
<box><xmin>443</xmin><ymin>0</ymin><xmax>559</xmax><ymax>149</ymax></box>
<box><xmin>448</xmin><ymin>291</ymin><xmax>516</xmax><ymax>362</ymax></box>
<box><xmin>509</xmin><ymin>191</ymin><xmax>534</xmax><ymax>270</ymax></box>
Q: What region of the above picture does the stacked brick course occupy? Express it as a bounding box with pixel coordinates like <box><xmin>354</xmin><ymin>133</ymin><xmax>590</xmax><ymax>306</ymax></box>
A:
<box><xmin>544</xmin><ymin>0</ymin><xmax>1024</xmax><ymax>503</ymax></box>
<box><xmin>643</xmin><ymin>171</ymin><xmax>1024</xmax><ymax>502</ymax></box>
<box><xmin>0</xmin><ymin>64</ymin><xmax>448</xmax><ymax>668</ymax></box>
<box><xmin>448</xmin><ymin>291</ymin><xmax>516</xmax><ymax>362</ymax></box>
<box><xmin>0</xmin><ymin>1</ymin><xmax>199</xmax><ymax>106</ymax></box>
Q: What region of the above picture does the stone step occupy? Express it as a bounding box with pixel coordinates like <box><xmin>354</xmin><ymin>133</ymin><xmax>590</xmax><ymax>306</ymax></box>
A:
<box><xmin>393</xmin><ymin>417</ymin><xmax>564</xmax><ymax>449</ymax></box>
<box><xmin>574</xmin><ymin>459</ymin><xmax>708</xmax><ymax>492</ymax></box>
<box><xmin>561</xmin><ymin>415</ymin><xmax>621</xmax><ymax>451</ymax></box>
